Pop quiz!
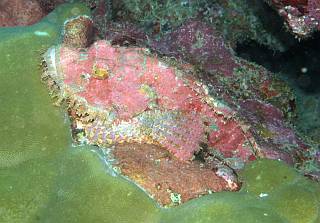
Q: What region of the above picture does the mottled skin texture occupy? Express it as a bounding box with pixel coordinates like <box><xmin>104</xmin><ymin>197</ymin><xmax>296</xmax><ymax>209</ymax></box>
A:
<box><xmin>43</xmin><ymin>40</ymin><xmax>255</xmax><ymax>162</ymax></box>
<box><xmin>84</xmin><ymin>19</ymin><xmax>319</xmax><ymax>177</ymax></box>
<box><xmin>42</xmin><ymin>39</ymin><xmax>256</xmax><ymax>205</ymax></box>
<box><xmin>114</xmin><ymin>143</ymin><xmax>238</xmax><ymax>206</ymax></box>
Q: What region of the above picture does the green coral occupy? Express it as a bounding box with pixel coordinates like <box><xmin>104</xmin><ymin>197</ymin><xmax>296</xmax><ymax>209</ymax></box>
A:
<box><xmin>266</xmin><ymin>185</ymin><xmax>318</xmax><ymax>223</ymax></box>
<box><xmin>37</xmin><ymin>148</ymin><xmax>160</xmax><ymax>223</ymax></box>
<box><xmin>240</xmin><ymin>159</ymin><xmax>299</xmax><ymax>195</ymax></box>
<box><xmin>0</xmin><ymin>3</ymin><xmax>90</xmax><ymax>168</ymax></box>
<box><xmin>0</xmin><ymin>156</ymin><xmax>58</xmax><ymax>222</ymax></box>
<box><xmin>162</xmin><ymin>193</ymin><xmax>288</xmax><ymax>223</ymax></box>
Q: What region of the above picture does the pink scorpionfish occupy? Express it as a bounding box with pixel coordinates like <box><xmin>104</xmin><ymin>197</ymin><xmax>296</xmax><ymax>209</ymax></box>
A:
<box><xmin>42</xmin><ymin>40</ymin><xmax>256</xmax><ymax>163</ymax></box>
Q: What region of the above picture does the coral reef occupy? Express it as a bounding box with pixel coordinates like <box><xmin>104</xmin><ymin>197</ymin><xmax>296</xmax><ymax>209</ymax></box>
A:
<box><xmin>266</xmin><ymin>0</ymin><xmax>320</xmax><ymax>37</ymax></box>
<box><xmin>37</xmin><ymin>0</ymin><xmax>66</xmax><ymax>13</ymax></box>
<box><xmin>118</xmin><ymin>0</ymin><xmax>294</xmax><ymax>51</ymax></box>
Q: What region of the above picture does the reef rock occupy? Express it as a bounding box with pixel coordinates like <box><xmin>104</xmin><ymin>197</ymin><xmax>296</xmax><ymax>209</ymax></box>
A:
<box><xmin>150</xmin><ymin>20</ymin><xmax>295</xmax><ymax>114</ymax></box>
<box><xmin>151</xmin><ymin>20</ymin><xmax>238</xmax><ymax>77</ymax></box>
<box><xmin>63</xmin><ymin>15</ymin><xmax>94</xmax><ymax>48</ymax></box>
<box><xmin>0</xmin><ymin>0</ymin><xmax>45</xmax><ymax>27</ymax></box>
<box><xmin>266</xmin><ymin>0</ymin><xmax>320</xmax><ymax>37</ymax></box>
<box><xmin>37</xmin><ymin>0</ymin><xmax>66</xmax><ymax>13</ymax></box>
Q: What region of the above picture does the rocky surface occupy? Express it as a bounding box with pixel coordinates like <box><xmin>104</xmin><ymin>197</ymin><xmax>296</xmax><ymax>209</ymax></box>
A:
<box><xmin>0</xmin><ymin>0</ymin><xmax>45</xmax><ymax>27</ymax></box>
<box><xmin>266</xmin><ymin>0</ymin><xmax>320</xmax><ymax>37</ymax></box>
<box><xmin>63</xmin><ymin>15</ymin><xmax>94</xmax><ymax>48</ymax></box>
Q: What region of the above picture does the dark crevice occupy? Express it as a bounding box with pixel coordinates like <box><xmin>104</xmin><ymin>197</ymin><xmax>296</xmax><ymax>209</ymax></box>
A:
<box><xmin>246</xmin><ymin>0</ymin><xmax>298</xmax><ymax>50</ymax></box>
<box><xmin>235</xmin><ymin>32</ymin><xmax>320</xmax><ymax>94</ymax></box>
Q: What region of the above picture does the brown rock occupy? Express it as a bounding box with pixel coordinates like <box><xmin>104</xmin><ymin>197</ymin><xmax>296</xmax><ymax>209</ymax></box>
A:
<box><xmin>63</xmin><ymin>15</ymin><xmax>94</xmax><ymax>48</ymax></box>
<box><xmin>112</xmin><ymin>143</ymin><xmax>239</xmax><ymax>206</ymax></box>
<box><xmin>37</xmin><ymin>0</ymin><xmax>66</xmax><ymax>13</ymax></box>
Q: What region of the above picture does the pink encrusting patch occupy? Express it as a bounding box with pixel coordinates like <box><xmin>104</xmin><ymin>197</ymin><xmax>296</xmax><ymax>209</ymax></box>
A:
<box><xmin>53</xmin><ymin>40</ymin><xmax>255</xmax><ymax>161</ymax></box>
<box><xmin>60</xmin><ymin>47</ymin><xmax>94</xmax><ymax>86</ymax></box>
<box><xmin>208</xmin><ymin>116</ymin><xmax>253</xmax><ymax>161</ymax></box>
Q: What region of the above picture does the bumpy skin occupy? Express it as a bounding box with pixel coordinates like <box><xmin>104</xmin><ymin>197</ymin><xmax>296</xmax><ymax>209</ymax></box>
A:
<box><xmin>42</xmin><ymin>40</ymin><xmax>255</xmax><ymax>205</ymax></box>
<box><xmin>42</xmin><ymin>40</ymin><xmax>255</xmax><ymax>162</ymax></box>
<box><xmin>113</xmin><ymin>143</ymin><xmax>238</xmax><ymax>206</ymax></box>
<box><xmin>42</xmin><ymin>38</ymin><xmax>318</xmax><ymax>165</ymax></box>
<box><xmin>41</xmin><ymin>17</ymin><xmax>320</xmax><ymax>206</ymax></box>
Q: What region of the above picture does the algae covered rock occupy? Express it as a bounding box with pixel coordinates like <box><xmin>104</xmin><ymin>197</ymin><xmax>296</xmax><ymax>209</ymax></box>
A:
<box><xmin>0</xmin><ymin>2</ymin><xmax>91</xmax><ymax>169</ymax></box>
<box><xmin>63</xmin><ymin>15</ymin><xmax>94</xmax><ymax>48</ymax></box>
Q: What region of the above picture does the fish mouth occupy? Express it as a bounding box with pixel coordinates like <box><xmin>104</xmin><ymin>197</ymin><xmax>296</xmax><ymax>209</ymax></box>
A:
<box><xmin>42</xmin><ymin>46</ymin><xmax>64</xmax><ymax>88</ymax></box>
<box><xmin>41</xmin><ymin>46</ymin><xmax>66</xmax><ymax>103</ymax></box>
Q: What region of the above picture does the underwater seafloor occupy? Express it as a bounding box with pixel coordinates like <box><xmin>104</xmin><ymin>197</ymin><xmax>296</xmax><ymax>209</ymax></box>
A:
<box><xmin>0</xmin><ymin>1</ymin><xmax>320</xmax><ymax>223</ymax></box>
